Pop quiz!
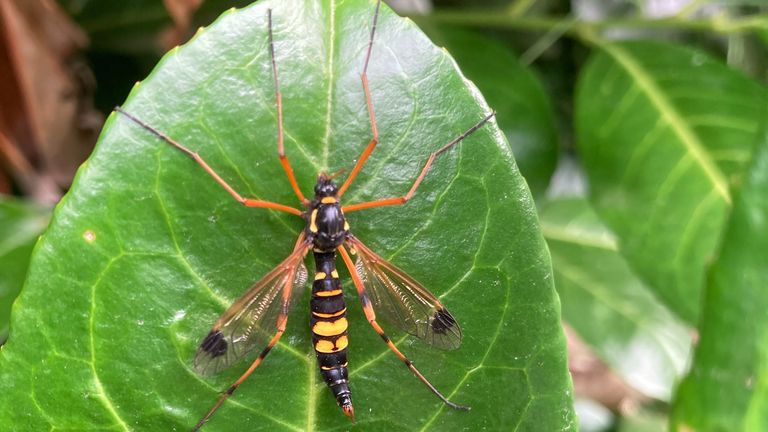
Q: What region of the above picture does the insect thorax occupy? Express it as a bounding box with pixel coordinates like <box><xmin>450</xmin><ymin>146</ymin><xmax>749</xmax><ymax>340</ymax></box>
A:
<box><xmin>307</xmin><ymin>175</ymin><xmax>349</xmax><ymax>251</ymax></box>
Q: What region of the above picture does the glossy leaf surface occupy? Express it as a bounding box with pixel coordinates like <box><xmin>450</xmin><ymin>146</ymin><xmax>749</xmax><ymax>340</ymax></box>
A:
<box><xmin>542</xmin><ymin>198</ymin><xmax>690</xmax><ymax>401</ymax></box>
<box><xmin>0</xmin><ymin>1</ymin><xmax>574</xmax><ymax>430</ymax></box>
<box><xmin>672</xmin><ymin>128</ymin><xmax>768</xmax><ymax>431</ymax></box>
<box><xmin>575</xmin><ymin>40</ymin><xmax>767</xmax><ymax>322</ymax></box>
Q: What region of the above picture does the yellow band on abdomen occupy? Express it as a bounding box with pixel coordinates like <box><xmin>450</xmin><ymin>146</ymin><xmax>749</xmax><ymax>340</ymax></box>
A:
<box><xmin>314</xmin><ymin>289</ymin><xmax>342</xmax><ymax>297</ymax></box>
<box><xmin>315</xmin><ymin>335</ymin><xmax>348</xmax><ymax>353</ymax></box>
<box><xmin>312</xmin><ymin>318</ymin><xmax>348</xmax><ymax>336</ymax></box>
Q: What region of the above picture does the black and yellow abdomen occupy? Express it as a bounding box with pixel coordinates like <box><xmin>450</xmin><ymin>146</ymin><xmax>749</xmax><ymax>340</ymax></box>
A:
<box><xmin>310</xmin><ymin>250</ymin><xmax>353</xmax><ymax>418</ymax></box>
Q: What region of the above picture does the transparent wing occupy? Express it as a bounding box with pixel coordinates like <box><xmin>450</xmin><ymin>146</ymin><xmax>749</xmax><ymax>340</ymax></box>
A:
<box><xmin>193</xmin><ymin>238</ymin><xmax>310</xmax><ymax>375</ymax></box>
<box><xmin>347</xmin><ymin>236</ymin><xmax>462</xmax><ymax>350</ymax></box>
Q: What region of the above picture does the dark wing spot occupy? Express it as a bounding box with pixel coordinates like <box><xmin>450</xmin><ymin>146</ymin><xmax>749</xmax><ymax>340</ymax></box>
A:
<box><xmin>431</xmin><ymin>308</ymin><xmax>457</xmax><ymax>334</ymax></box>
<box><xmin>200</xmin><ymin>330</ymin><xmax>228</xmax><ymax>358</ymax></box>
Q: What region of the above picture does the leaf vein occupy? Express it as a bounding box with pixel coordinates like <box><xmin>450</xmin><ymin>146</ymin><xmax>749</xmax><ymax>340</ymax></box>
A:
<box><xmin>321</xmin><ymin>0</ymin><xmax>338</xmax><ymax>168</ymax></box>
<box><xmin>541</xmin><ymin>224</ymin><xmax>617</xmax><ymax>251</ymax></box>
<box><xmin>602</xmin><ymin>42</ymin><xmax>731</xmax><ymax>203</ymax></box>
<box><xmin>419</xmin><ymin>270</ymin><xmax>512</xmax><ymax>431</ymax></box>
<box><xmin>89</xmin><ymin>255</ymin><xmax>131</xmax><ymax>431</ymax></box>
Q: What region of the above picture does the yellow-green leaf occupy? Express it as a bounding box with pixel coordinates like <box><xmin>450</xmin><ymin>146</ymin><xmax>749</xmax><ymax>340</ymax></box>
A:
<box><xmin>542</xmin><ymin>197</ymin><xmax>690</xmax><ymax>401</ymax></box>
<box><xmin>672</xmin><ymin>127</ymin><xmax>768</xmax><ymax>431</ymax></box>
<box><xmin>575</xmin><ymin>40</ymin><xmax>768</xmax><ymax>322</ymax></box>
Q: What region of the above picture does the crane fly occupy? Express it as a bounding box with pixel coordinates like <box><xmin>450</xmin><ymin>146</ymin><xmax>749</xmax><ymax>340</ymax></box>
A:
<box><xmin>115</xmin><ymin>1</ymin><xmax>494</xmax><ymax>429</ymax></box>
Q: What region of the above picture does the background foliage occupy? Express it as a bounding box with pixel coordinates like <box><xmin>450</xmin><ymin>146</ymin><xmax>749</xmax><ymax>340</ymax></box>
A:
<box><xmin>0</xmin><ymin>0</ymin><xmax>572</xmax><ymax>430</ymax></box>
<box><xmin>1</xmin><ymin>0</ymin><xmax>767</xmax><ymax>431</ymax></box>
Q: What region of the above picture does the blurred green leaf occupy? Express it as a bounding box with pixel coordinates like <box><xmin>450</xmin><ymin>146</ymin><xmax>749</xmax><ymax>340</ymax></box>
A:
<box><xmin>671</xmin><ymin>128</ymin><xmax>768</xmax><ymax>431</ymax></box>
<box><xmin>542</xmin><ymin>198</ymin><xmax>690</xmax><ymax>401</ymax></box>
<box><xmin>60</xmin><ymin>0</ymin><xmax>255</xmax><ymax>54</ymax></box>
<box><xmin>0</xmin><ymin>197</ymin><xmax>50</xmax><ymax>343</ymax></box>
<box><xmin>427</xmin><ymin>28</ymin><xmax>559</xmax><ymax>198</ymax></box>
<box><xmin>575</xmin><ymin>40</ymin><xmax>768</xmax><ymax>322</ymax></box>
<box><xmin>758</xmin><ymin>28</ymin><xmax>768</xmax><ymax>48</ymax></box>
<box><xmin>59</xmin><ymin>0</ymin><xmax>255</xmax><ymax>112</ymax></box>
<box><xmin>617</xmin><ymin>407</ymin><xmax>668</xmax><ymax>432</ymax></box>
<box><xmin>0</xmin><ymin>0</ymin><xmax>574</xmax><ymax>430</ymax></box>
<box><xmin>61</xmin><ymin>0</ymin><xmax>171</xmax><ymax>54</ymax></box>
<box><xmin>432</xmin><ymin>0</ymin><xmax>515</xmax><ymax>10</ymax></box>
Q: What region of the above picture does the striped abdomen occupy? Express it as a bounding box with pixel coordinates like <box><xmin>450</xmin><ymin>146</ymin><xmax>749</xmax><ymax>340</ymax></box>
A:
<box><xmin>310</xmin><ymin>251</ymin><xmax>353</xmax><ymax>418</ymax></box>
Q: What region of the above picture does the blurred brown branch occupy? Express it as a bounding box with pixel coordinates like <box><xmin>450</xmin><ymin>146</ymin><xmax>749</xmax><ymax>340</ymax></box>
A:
<box><xmin>0</xmin><ymin>0</ymin><xmax>102</xmax><ymax>203</ymax></box>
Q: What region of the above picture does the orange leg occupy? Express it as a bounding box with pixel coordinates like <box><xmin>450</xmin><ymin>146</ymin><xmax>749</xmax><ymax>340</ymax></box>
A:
<box><xmin>338</xmin><ymin>245</ymin><xmax>469</xmax><ymax>410</ymax></box>
<box><xmin>268</xmin><ymin>10</ymin><xmax>309</xmax><ymax>207</ymax></box>
<box><xmin>192</xmin><ymin>293</ymin><xmax>293</xmax><ymax>431</ymax></box>
<box><xmin>343</xmin><ymin>111</ymin><xmax>495</xmax><ymax>213</ymax></box>
<box><xmin>191</xmin><ymin>315</ymin><xmax>289</xmax><ymax>431</ymax></box>
<box><xmin>114</xmin><ymin>107</ymin><xmax>302</xmax><ymax>217</ymax></box>
<box><xmin>338</xmin><ymin>0</ymin><xmax>382</xmax><ymax>197</ymax></box>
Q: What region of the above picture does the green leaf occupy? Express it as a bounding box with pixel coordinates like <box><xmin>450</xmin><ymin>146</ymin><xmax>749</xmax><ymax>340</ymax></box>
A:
<box><xmin>62</xmin><ymin>0</ymin><xmax>172</xmax><ymax>54</ymax></box>
<box><xmin>62</xmin><ymin>0</ymin><xmax>254</xmax><ymax>54</ymax></box>
<box><xmin>758</xmin><ymin>28</ymin><xmax>768</xmax><ymax>48</ymax></box>
<box><xmin>617</xmin><ymin>407</ymin><xmax>668</xmax><ymax>432</ymax></box>
<box><xmin>541</xmin><ymin>197</ymin><xmax>690</xmax><ymax>401</ymax></box>
<box><xmin>0</xmin><ymin>197</ymin><xmax>50</xmax><ymax>343</ymax></box>
<box><xmin>426</xmin><ymin>28</ymin><xmax>559</xmax><ymax>199</ymax></box>
<box><xmin>0</xmin><ymin>1</ymin><xmax>574</xmax><ymax>430</ymax></box>
<box><xmin>671</xmin><ymin>127</ymin><xmax>768</xmax><ymax>431</ymax></box>
<box><xmin>575</xmin><ymin>40</ymin><xmax>768</xmax><ymax>322</ymax></box>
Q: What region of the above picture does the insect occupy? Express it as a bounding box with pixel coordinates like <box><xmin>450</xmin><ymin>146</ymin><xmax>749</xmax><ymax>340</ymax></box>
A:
<box><xmin>115</xmin><ymin>1</ymin><xmax>493</xmax><ymax>429</ymax></box>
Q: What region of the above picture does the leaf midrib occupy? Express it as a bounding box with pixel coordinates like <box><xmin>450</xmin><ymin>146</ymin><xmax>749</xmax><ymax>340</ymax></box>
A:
<box><xmin>541</xmin><ymin>223</ymin><xmax>618</xmax><ymax>251</ymax></box>
<box><xmin>553</xmin><ymin>258</ymin><xmax>684</xmax><ymax>369</ymax></box>
<box><xmin>320</xmin><ymin>0</ymin><xmax>338</xmax><ymax>170</ymax></box>
<box><xmin>306</xmin><ymin>1</ymin><xmax>338</xmax><ymax>429</ymax></box>
<box><xmin>602</xmin><ymin>42</ymin><xmax>732</xmax><ymax>204</ymax></box>
<box><xmin>89</xmin><ymin>256</ymin><xmax>130</xmax><ymax>431</ymax></box>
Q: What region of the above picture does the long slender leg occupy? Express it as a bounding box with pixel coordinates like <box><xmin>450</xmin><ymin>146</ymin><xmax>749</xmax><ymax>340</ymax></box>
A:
<box><xmin>343</xmin><ymin>111</ymin><xmax>495</xmax><ymax>213</ymax></box>
<box><xmin>337</xmin><ymin>0</ymin><xmax>382</xmax><ymax>197</ymax></box>
<box><xmin>192</xmin><ymin>236</ymin><xmax>308</xmax><ymax>430</ymax></box>
<box><xmin>268</xmin><ymin>9</ymin><xmax>309</xmax><ymax>206</ymax></box>
<box><xmin>115</xmin><ymin>107</ymin><xmax>302</xmax><ymax>217</ymax></box>
<box><xmin>192</xmin><ymin>293</ymin><xmax>295</xmax><ymax>430</ymax></box>
<box><xmin>191</xmin><ymin>316</ymin><xmax>289</xmax><ymax>431</ymax></box>
<box><xmin>338</xmin><ymin>245</ymin><xmax>470</xmax><ymax>410</ymax></box>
